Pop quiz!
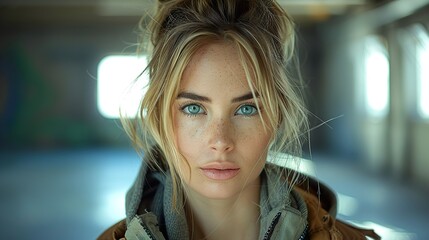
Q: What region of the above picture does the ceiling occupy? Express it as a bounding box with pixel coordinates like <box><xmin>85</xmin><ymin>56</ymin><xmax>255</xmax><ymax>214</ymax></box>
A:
<box><xmin>0</xmin><ymin>0</ymin><xmax>388</xmax><ymax>28</ymax></box>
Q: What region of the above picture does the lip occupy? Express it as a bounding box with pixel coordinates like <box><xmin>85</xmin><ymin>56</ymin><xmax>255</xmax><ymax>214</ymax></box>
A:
<box><xmin>200</xmin><ymin>162</ymin><xmax>240</xmax><ymax>180</ymax></box>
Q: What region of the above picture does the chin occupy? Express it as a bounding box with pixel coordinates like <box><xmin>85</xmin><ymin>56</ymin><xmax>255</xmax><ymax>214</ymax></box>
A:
<box><xmin>188</xmin><ymin>181</ymin><xmax>244</xmax><ymax>200</ymax></box>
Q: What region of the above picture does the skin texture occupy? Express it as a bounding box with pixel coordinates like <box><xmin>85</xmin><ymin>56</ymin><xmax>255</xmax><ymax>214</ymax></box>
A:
<box><xmin>172</xmin><ymin>41</ymin><xmax>273</xmax><ymax>239</ymax></box>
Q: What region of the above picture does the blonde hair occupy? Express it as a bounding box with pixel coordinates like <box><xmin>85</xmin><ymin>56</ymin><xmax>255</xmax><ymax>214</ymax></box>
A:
<box><xmin>122</xmin><ymin>0</ymin><xmax>309</xmax><ymax>205</ymax></box>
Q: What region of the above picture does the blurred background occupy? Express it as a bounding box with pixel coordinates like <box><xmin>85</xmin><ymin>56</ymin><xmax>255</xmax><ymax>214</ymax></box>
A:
<box><xmin>1</xmin><ymin>0</ymin><xmax>428</xmax><ymax>239</ymax></box>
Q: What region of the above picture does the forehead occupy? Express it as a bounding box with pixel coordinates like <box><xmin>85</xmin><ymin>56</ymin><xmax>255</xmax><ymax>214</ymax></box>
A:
<box><xmin>179</xmin><ymin>41</ymin><xmax>251</xmax><ymax>95</ymax></box>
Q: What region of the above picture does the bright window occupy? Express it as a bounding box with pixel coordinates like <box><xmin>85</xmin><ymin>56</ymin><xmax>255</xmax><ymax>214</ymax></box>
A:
<box><xmin>364</xmin><ymin>36</ymin><xmax>390</xmax><ymax>118</ymax></box>
<box><xmin>97</xmin><ymin>55</ymin><xmax>149</xmax><ymax>119</ymax></box>
<box><xmin>415</xmin><ymin>26</ymin><xmax>429</xmax><ymax>118</ymax></box>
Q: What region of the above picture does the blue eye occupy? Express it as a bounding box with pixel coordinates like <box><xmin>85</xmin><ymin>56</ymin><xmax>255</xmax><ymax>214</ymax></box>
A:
<box><xmin>236</xmin><ymin>104</ymin><xmax>257</xmax><ymax>116</ymax></box>
<box><xmin>182</xmin><ymin>104</ymin><xmax>204</xmax><ymax>115</ymax></box>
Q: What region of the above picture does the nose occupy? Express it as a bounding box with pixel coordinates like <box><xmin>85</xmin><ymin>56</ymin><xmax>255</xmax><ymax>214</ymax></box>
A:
<box><xmin>208</xmin><ymin>118</ymin><xmax>234</xmax><ymax>153</ymax></box>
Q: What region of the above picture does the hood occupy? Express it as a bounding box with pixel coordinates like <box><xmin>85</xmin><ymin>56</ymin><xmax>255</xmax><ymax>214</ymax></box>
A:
<box><xmin>124</xmin><ymin>152</ymin><xmax>338</xmax><ymax>239</ymax></box>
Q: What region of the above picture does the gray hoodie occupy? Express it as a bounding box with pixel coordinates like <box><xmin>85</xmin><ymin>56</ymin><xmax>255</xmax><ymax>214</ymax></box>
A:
<box><xmin>123</xmin><ymin>159</ymin><xmax>309</xmax><ymax>240</ymax></box>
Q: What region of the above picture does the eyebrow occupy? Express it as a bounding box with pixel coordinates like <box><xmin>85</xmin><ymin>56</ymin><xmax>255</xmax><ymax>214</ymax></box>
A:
<box><xmin>232</xmin><ymin>92</ymin><xmax>259</xmax><ymax>103</ymax></box>
<box><xmin>177</xmin><ymin>92</ymin><xmax>211</xmax><ymax>102</ymax></box>
<box><xmin>176</xmin><ymin>91</ymin><xmax>259</xmax><ymax>103</ymax></box>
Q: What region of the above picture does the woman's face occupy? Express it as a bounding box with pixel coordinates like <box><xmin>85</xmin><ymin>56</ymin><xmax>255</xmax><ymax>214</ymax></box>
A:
<box><xmin>172</xmin><ymin>41</ymin><xmax>272</xmax><ymax>200</ymax></box>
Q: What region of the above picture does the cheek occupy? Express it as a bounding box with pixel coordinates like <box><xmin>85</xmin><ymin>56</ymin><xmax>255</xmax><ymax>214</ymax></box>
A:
<box><xmin>236</xmin><ymin>119</ymin><xmax>272</xmax><ymax>144</ymax></box>
<box><xmin>235</xmin><ymin>122</ymin><xmax>271</xmax><ymax>156</ymax></box>
<box><xmin>173</xmin><ymin>114</ymin><xmax>204</xmax><ymax>157</ymax></box>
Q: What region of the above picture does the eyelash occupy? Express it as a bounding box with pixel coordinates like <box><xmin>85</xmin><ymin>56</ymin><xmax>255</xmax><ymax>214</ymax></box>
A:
<box><xmin>179</xmin><ymin>102</ymin><xmax>206</xmax><ymax>117</ymax></box>
<box><xmin>179</xmin><ymin>102</ymin><xmax>260</xmax><ymax>117</ymax></box>
<box><xmin>235</xmin><ymin>102</ymin><xmax>259</xmax><ymax>117</ymax></box>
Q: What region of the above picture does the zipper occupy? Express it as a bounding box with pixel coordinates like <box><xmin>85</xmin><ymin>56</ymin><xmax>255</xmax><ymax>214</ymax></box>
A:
<box><xmin>142</xmin><ymin>222</ymin><xmax>156</xmax><ymax>240</ymax></box>
<box><xmin>262</xmin><ymin>212</ymin><xmax>309</xmax><ymax>240</ymax></box>
<box><xmin>298</xmin><ymin>224</ymin><xmax>309</xmax><ymax>240</ymax></box>
<box><xmin>262</xmin><ymin>212</ymin><xmax>282</xmax><ymax>240</ymax></box>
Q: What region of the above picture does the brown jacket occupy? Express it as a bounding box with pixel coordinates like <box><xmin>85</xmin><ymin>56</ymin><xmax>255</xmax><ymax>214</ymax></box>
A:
<box><xmin>295</xmin><ymin>186</ymin><xmax>380</xmax><ymax>239</ymax></box>
<box><xmin>98</xmin><ymin>164</ymin><xmax>380</xmax><ymax>240</ymax></box>
<box><xmin>99</xmin><ymin>187</ymin><xmax>380</xmax><ymax>239</ymax></box>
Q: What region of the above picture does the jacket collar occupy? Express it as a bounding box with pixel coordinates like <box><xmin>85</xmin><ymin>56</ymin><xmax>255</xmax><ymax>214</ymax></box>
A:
<box><xmin>124</xmin><ymin>153</ymin><xmax>336</xmax><ymax>239</ymax></box>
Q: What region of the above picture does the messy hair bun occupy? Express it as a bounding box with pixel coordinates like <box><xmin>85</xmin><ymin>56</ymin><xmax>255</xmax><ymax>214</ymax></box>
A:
<box><xmin>149</xmin><ymin>0</ymin><xmax>295</xmax><ymax>61</ymax></box>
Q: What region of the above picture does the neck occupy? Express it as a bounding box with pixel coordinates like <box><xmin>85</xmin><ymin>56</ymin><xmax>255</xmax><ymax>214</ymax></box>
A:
<box><xmin>185</xmin><ymin>181</ymin><xmax>261</xmax><ymax>240</ymax></box>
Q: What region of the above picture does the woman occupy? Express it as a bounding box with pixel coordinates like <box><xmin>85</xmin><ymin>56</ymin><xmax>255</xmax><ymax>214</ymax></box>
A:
<box><xmin>99</xmin><ymin>0</ymin><xmax>380</xmax><ymax>239</ymax></box>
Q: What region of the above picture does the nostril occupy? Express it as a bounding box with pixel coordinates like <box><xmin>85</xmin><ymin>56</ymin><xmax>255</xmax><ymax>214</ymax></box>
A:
<box><xmin>210</xmin><ymin>139</ymin><xmax>233</xmax><ymax>152</ymax></box>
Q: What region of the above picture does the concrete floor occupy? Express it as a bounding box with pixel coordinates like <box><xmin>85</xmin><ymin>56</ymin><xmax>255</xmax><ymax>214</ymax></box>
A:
<box><xmin>0</xmin><ymin>149</ymin><xmax>427</xmax><ymax>239</ymax></box>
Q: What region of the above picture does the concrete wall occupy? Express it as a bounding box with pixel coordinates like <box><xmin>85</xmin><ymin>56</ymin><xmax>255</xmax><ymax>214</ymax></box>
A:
<box><xmin>318</xmin><ymin>1</ymin><xmax>429</xmax><ymax>186</ymax></box>
<box><xmin>0</xmin><ymin>23</ymin><xmax>141</xmax><ymax>149</ymax></box>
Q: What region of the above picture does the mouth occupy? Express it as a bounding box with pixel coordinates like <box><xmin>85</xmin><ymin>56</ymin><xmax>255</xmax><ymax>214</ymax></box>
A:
<box><xmin>200</xmin><ymin>167</ymin><xmax>240</xmax><ymax>180</ymax></box>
